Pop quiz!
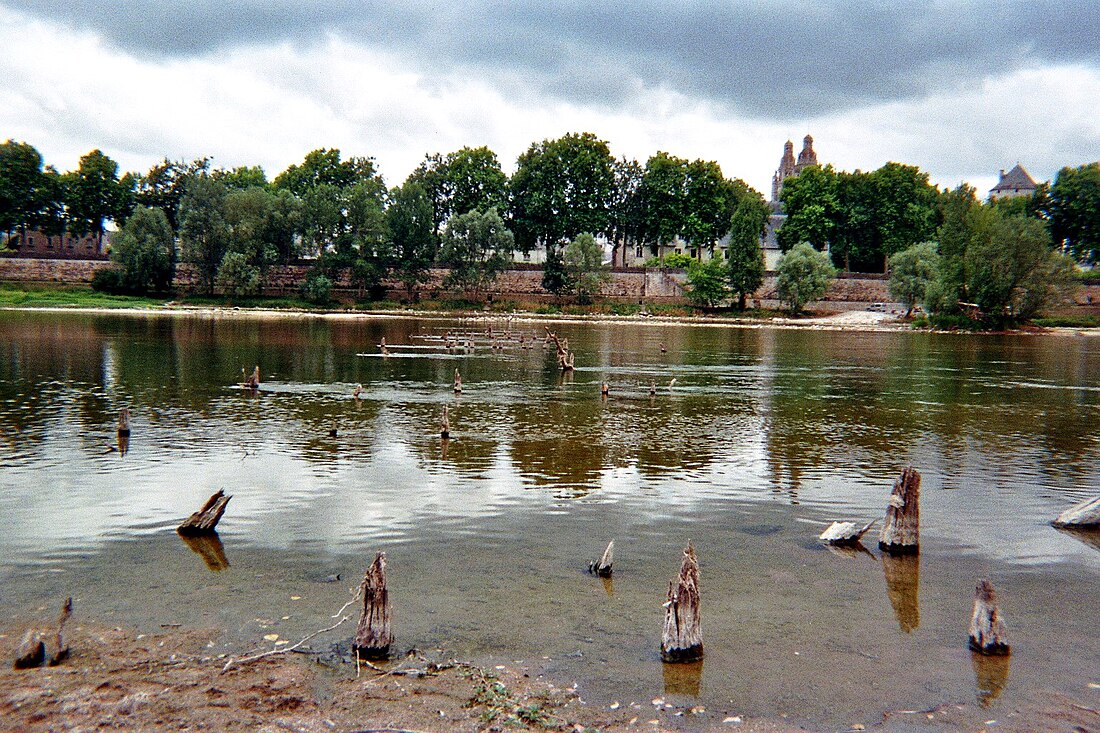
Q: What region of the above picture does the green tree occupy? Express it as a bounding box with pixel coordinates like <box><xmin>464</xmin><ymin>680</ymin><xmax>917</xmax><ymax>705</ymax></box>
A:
<box><xmin>34</xmin><ymin>166</ymin><xmax>68</xmax><ymax>247</ymax></box>
<box><xmin>135</xmin><ymin>157</ymin><xmax>211</xmax><ymax>231</ymax></box>
<box><xmin>638</xmin><ymin>151</ymin><xmax>688</xmax><ymax>250</ymax></box>
<box><xmin>509</xmin><ymin>132</ymin><xmax>614</xmax><ymax>252</ymax></box>
<box><xmin>408</xmin><ymin>146</ymin><xmax>508</xmax><ymax>236</ymax></box>
<box><xmin>273</xmin><ymin>148</ymin><xmax>381</xmax><ymax>197</ymax></box>
<box><xmin>685</xmin><ymin>259</ymin><xmax>729</xmax><ymax>308</ymax></box>
<box><xmin>541</xmin><ymin>245</ymin><xmax>569</xmax><ymax>298</ymax></box>
<box><xmin>776</xmin><ymin>242</ymin><xmax>836</xmax><ymax>314</ymax></box>
<box><xmin>726</xmin><ymin>198</ymin><xmax>769</xmax><ymax>309</ymax></box>
<box><xmin>214</xmin><ymin>165</ymin><xmax>268</xmax><ymax>191</ymax></box>
<box><xmin>0</xmin><ymin>140</ymin><xmax>45</xmax><ymax>242</ymax></box>
<box><xmin>216</xmin><ymin>250</ymin><xmax>260</xmax><ymax>297</ymax></box>
<box><xmin>964</xmin><ymin>206</ymin><xmax>1074</xmax><ymax>319</ymax></box>
<box><xmin>1048</xmin><ymin>162</ymin><xmax>1100</xmax><ymax>264</ymax></box>
<box><xmin>387</xmin><ymin>180</ymin><xmax>436</xmax><ymax>299</ymax></box>
<box><xmin>178</xmin><ymin>175</ymin><xmax>229</xmax><ymax>295</ymax></box>
<box><xmin>777</xmin><ymin>165</ymin><xmax>839</xmax><ymax>253</ymax></box>
<box><xmin>927</xmin><ymin>185</ymin><xmax>979</xmax><ymax>313</ymax></box>
<box><xmin>563</xmin><ymin>232</ymin><xmax>610</xmax><ymax>303</ymax></box>
<box><xmin>607</xmin><ymin>156</ymin><xmax>645</xmax><ymax>265</ymax></box>
<box><xmin>65</xmin><ymin>149</ymin><xmax>133</xmax><ymax>245</ymax></box>
<box><xmin>888</xmin><ymin>242</ymin><xmax>940</xmax><ymax>317</ymax></box>
<box><xmin>110</xmin><ymin>205</ymin><xmax>176</xmax><ymax>294</ymax></box>
<box><xmin>682</xmin><ymin>158</ymin><xmax>737</xmax><ymax>252</ymax></box>
<box><xmin>439</xmin><ymin>207</ymin><xmax>513</xmax><ymax>296</ymax></box>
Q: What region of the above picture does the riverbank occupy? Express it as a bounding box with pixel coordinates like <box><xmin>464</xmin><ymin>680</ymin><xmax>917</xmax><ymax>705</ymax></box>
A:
<box><xmin>3</xmin><ymin>619</ymin><xmax>1097</xmax><ymax>733</ymax></box>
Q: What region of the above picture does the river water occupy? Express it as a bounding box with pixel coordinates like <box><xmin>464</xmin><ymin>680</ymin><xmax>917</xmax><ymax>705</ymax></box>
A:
<box><xmin>1</xmin><ymin>310</ymin><xmax>1097</xmax><ymax>729</ymax></box>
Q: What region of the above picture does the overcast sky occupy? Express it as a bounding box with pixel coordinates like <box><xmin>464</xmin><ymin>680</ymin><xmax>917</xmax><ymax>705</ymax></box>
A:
<box><xmin>2</xmin><ymin>1</ymin><xmax>1099</xmax><ymax>199</ymax></box>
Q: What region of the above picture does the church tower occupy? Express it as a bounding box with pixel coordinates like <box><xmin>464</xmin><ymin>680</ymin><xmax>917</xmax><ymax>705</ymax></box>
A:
<box><xmin>795</xmin><ymin>135</ymin><xmax>818</xmax><ymax>171</ymax></box>
<box><xmin>771</xmin><ymin>140</ymin><xmax>797</xmax><ymax>201</ymax></box>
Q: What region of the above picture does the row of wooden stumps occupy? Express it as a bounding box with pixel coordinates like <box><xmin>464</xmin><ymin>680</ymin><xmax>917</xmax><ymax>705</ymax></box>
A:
<box><xmin>819</xmin><ymin>467</ymin><xmax>1012</xmax><ymax>659</ymax></box>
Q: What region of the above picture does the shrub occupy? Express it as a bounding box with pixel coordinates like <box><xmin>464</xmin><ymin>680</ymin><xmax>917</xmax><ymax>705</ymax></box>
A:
<box><xmin>91</xmin><ymin>267</ymin><xmax>127</xmax><ymax>294</ymax></box>
<box><xmin>776</xmin><ymin>242</ymin><xmax>836</xmax><ymax>313</ymax></box>
<box><xmin>300</xmin><ymin>272</ymin><xmax>333</xmax><ymax>304</ymax></box>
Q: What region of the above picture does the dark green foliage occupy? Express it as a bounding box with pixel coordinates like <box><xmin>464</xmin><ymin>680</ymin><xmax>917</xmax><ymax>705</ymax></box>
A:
<box><xmin>888</xmin><ymin>242</ymin><xmax>939</xmax><ymax>317</ymax></box>
<box><xmin>1048</xmin><ymin>163</ymin><xmax>1100</xmax><ymax>264</ymax></box>
<box><xmin>216</xmin><ymin>250</ymin><xmax>260</xmax><ymax>297</ymax></box>
<box><xmin>110</xmin><ymin>205</ymin><xmax>176</xmax><ymax>294</ymax></box>
<box><xmin>300</xmin><ymin>272</ymin><xmax>333</xmax><ymax>304</ymax></box>
<box><xmin>776</xmin><ymin>242</ymin><xmax>836</xmax><ymax>313</ymax></box>
<box><xmin>135</xmin><ymin>158</ymin><xmax>210</xmax><ymax>231</ymax></box>
<box><xmin>685</xmin><ymin>259</ymin><xmax>729</xmax><ymax>307</ymax></box>
<box><xmin>178</xmin><ymin>175</ymin><xmax>229</xmax><ymax>295</ymax></box>
<box><xmin>510</xmin><ymin>132</ymin><xmax>615</xmax><ymax>251</ymax></box>
<box><xmin>607</xmin><ymin>156</ymin><xmax>645</xmax><ymax>264</ymax></box>
<box><xmin>410</xmin><ymin>146</ymin><xmax>508</xmax><ymax>235</ymax></box>
<box><xmin>0</xmin><ymin>140</ymin><xmax>45</xmax><ymax>239</ymax></box>
<box><xmin>563</xmin><ymin>232</ymin><xmax>610</xmax><ymax>303</ymax></box>
<box><xmin>541</xmin><ymin>245</ymin><xmax>568</xmax><ymax>297</ymax></box>
<box><xmin>90</xmin><ymin>267</ymin><xmax>126</xmax><ymax>294</ymax></box>
<box><xmin>727</xmin><ymin>197</ymin><xmax>769</xmax><ymax>309</ymax></box>
<box><xmin>386</xmin><ymin>181</ymin><xmax>436</xmax><ymax>298</ymax></box>
<box><xmin>440</xmin><ymin>208</ymin><xmax>513</xmax><ymax>295</ymax></box>
<box><xmin>65</xmin><ymin>149</ymin><xmax>133</xmax><ymax>243</ymax></box>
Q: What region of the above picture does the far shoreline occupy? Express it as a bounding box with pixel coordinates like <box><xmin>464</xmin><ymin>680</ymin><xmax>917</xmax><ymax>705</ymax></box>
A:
<box><xmin>3</xmin><ymin>301</ymin><xmax>1099</xmax><ymax>337</ymax></box>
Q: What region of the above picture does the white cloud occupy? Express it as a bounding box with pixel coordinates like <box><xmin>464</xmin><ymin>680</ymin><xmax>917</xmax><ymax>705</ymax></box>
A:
<box><xmin>2</xmin><ymin>6</ymin><xmax>1098</xmax><ymax>199</ymax></box>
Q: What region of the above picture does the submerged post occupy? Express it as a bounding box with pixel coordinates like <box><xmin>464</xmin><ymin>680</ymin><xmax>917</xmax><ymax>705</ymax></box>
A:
<box><xmin>440</xmin><ymin>405</ymin><xmax>450</xmax><ymax>439</ymax></box>
<box><xmin>177</xmin><ymin>490</ymin><xmax>231</xmax><ymax>536</ymax></box>
<box><xmin>453</xmin><ymin>368</ymin><xmax>462</xmax><ymax>394</ymax></box>
<box><xmin>117</xmin><ymin>407</ymin><xmax>131</xmax><ymax>436</ymax></box>
<box><xmin>588</xmin><ymin>540</ymin><xmax>614</xmax><ymax>577</ymax></box>
<box><xmin>354</xmin><ymin>551</ymin><xmax>393</xmax><ymax>659</ymax></box>
<box><xmin>243</xmin><ymin>366</ymin><xmax>260</xmax><ymax>390</ymax></box>
<box><xmin>661</xmin><ymin>541</ymin><xmax>703</xmax><ymax>663</ymax></box>
<box><xmin>968</xmin><ymin>579</ymin><xmax>1010</xmax><ymax>656</ymax></box>
<box><xmin>879</xmin><ymin>466</ymin><xmax>920</xmax><ymax>554</ymax></box>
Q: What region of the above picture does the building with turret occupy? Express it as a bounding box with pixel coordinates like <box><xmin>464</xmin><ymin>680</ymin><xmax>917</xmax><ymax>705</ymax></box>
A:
<box><xmin>988</xmin><ymin>163</ymin><xmax>1037</xmax><ymax>200</ymax></box>
<box><xmin>771</xmin><ymin>135</ymin><xmax>819</xmax><ymax>201</ymax></box>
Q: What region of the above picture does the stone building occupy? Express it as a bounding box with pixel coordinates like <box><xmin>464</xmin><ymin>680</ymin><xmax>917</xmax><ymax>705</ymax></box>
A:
<box><xmin>771</xmin><ymin>135</ymin><xmax>819</xmax><ymax>201</ymax></box>
<box><xmin>988</xmin><ymin>163</ymin><xmax>1037</xmax><ymax>200</ymax></box>
<box><xmin>2</xmin><ymin>230</ymin><xmax>109</xmax><ymax>260</ymax></box>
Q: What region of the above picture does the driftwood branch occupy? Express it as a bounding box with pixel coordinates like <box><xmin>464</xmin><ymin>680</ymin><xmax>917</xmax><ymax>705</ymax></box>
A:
<box><xmin>1052</xmin><ymin>495</ymin><xmax>1100</xmax><ymax>528</ymax></box>
<box><xmin>661</xmin><ymin>541</ymin><xmax>703</xmax><ymax>663</ymax></box>
<box><xmin>880</xmin><ymin>466</ymin><xmax>920</xmax><ymax>554</ymax></box>
<box><xmin>221</xmin><ymin>614</ymin><xmax>352</xmax><ymax>673</ymax></box>
<box><xmin>177</xmin><ymin>490</ymin><xmax>231</xmax><ymax>536</ymax></box>
<box><xmin>819</xmin><ymin>519</ymin><xmax>876</xmax><ymax>545</ymax></box>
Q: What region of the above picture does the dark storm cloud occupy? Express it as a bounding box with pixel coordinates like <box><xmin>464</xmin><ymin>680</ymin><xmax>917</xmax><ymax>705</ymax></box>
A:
<box><xmin>7</xmin><ymin>1</ymin><xmax>1100</xmax><ymax>118</ymax></box>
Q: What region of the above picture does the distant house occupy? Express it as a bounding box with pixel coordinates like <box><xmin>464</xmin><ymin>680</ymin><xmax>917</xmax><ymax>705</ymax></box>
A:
<box><xmin>989</xmin><ymin>164</ymin><xmax>1038</xmax><ymax>200</ymax></box>
<box><xmin>2</xmin><ymin>230</ymin><xmax>109</xmax><ymax>259</ymax></box>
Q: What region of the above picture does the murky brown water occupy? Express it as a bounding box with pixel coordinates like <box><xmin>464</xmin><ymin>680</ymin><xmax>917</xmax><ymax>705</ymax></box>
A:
<box><xmin>1</xmin><ymin>310</ymin><xmax>1098</xmax><ymax>729</ymax></box>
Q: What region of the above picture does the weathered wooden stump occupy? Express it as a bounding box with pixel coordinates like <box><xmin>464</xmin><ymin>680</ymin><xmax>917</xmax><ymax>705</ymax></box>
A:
<box><xmin>453</xmin><ymin>368</ymin><xmax>462</xmax><ymax>394</ymax></box>
<box><xmin>117</xmin><ymin>407</ymin><xmax>131</xmax><ymax>436</ymax></box>
<box><xmin>819</xmin><ymin>519</ymin><xmax>876</xmax><ymax>546</ymax></box>
<box><xmin>649</xmin><ymin>381</ymin><xmax>656</xmax><ymax>397</ymax></box>
<box><xmin>882</xmin><ymin>553</ymin><xmax>920</xmax><ymax>632</ymax></box>
<box><xmin>440</xmin><ymin>405</ymin><xmax>450</xmax><ymax>439</ymax></box>
<box><xmin>13</xmin><ymin>597</ymin><xmax>72</xmax><ymax>669</ymax></box>
<box><xmin>588</xmin><ymin>540</ymin><xmax>614</xmax><ymax>577</ymax></box>
<box><xmin>879</xmin><ymin>466</ymin><xmax>920</xmax><ymax>554</ymax></box>
<box><xmin>380</xmin><ymin>337</ymin><xmax>389</xmax><ymax>356</ymax></box>
<box><xmin>1052</xmin><ymin>495</ymin><xmax>1100</xmax><ymax>528</ymax></box>
<box><xmin>600</xmin><ymin>382</ymin><xmax>609</xmax><ymax>397</ymax></box>
<box><xmin>354</xmin><ymin>551</ymin><xmax>393</xmax><ymax>660</ymax></box>
<box><xmin>353</xmin><ymin>383</ymin><xmax>363</xmax><ymax>399</ymax></box>
<box><xmin>13</xmin><ymin>631</ymin><xmax>44</xmax><ymax>669</ymax></box>
<box><xmin>661</xmin><ymin>541</ymin><xmax>703</xmax><ymax>663</ymax></box>
<box><xmin>177</xmin><ymin>490</ymin><xmax>231</xmax><ymax>536</ymax></box>
<box><xmin>243</xmin><ymin>366</ymin><xmax>260</xmax><ymax>390</ymax></box>
<box><xmin>968</xmin><ymin>579</ymin><xmax>1010</xmax><ymax>655</ymax></box>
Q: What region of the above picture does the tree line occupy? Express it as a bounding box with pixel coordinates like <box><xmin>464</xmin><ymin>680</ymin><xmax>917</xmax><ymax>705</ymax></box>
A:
<box><xmin>0</xmin><ymin>135</ymin><xmax>766</xmax><ymax>302</ymax></box>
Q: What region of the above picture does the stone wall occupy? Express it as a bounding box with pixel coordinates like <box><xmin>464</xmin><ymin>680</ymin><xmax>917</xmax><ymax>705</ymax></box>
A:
<box><xmin>2</xmin><ymin>256</ymin><xmax>1097</xmax><ymax>310</ymax></box>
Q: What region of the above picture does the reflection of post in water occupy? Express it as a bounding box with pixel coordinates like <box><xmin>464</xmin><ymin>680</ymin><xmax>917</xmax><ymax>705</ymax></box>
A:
<box><xmin>662</xmin><ymin>659</ymin><xmax>703</xmax><ymax>697</ymax></box>
<box><xmin>440</xmin><ymin>436</ymin><xmax>449</xmax><ymax>460</ymax></box>
<box><xmin>178</xmin><ymin>531</ymin><xmax>230</xmax><ymax>571</ymax></box>
<box><xmin>117</xmin><ymin>432</ymin><xmax>130</xmax><ymax>457</ymax></box>
<box><xmin>881</xmin><ymin>553</ymin><xmax>920</xmax><ymax>632</ymax></box>
<box><xmin>600</xmin><ymin>575</ymin><xmax>614</xmax><ymax>597</ymax></box>
<box><xmin>971</xmin><ymin>651</ymin><xmax>1010</xmax><ymax>708</ymax></box>
<box><xmin>1054</xmin><ymin>527</ymin><xmax>1100</xmax><ymax>553</ymax></box>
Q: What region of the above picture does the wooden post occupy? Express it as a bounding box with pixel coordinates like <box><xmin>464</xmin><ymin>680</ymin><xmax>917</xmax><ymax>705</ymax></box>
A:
<box><xmin>354</xmin><ymin>551</ymin><xmax>393</xmax><ymax>659</ymax></box>
<box><xmin>243</xmin><ymin>366</ymin><xmax>260</xmax><ymax>390</ymax></box>
<box><xmin>453</xmin><ymin>368</ymin><xmax>462</xmax><ymax>394</ymax></box>
<box><xmin>661</xmin><ymin>541</ymin><xmax>703</xmax><ymax>663</ymax></box>
<box><xmin>879</xmin><ymin>466</ymin><xmax>920</xmax><ymax>554</ymax></box>
<box><xmin>968</xmin><ymin>579</ymin><xmax>1010</xmax><ymax>655</ymax></box>
<box><xmin>588</xmin><ymin>540</ymin><xmax>614</xmax><ymax>577</ymax></box>
<box><xmin>600</xmin><ymin>382</ymin><xmax>609</xmax><ymax>398</ymax></box>
<box><xmin>117</xmin><ymin>407</ymin><xmax>131</xmax><ymax>436</ymax></box>
<box><xmin>177</xmin><ymin>490</ymin><xmax>231</xmax><ymax>536</ymax></box>
<box><xmin>440</xmin><ymin>405</ymin><xmax>450</xmax><ymax>439</ymax></box>
<box><xmin>353</xmin><ymin>383</ymin><xmax>363</xmax><ymax>399</ymax></box>
<box><xmin>48</xmin><ymin>597</ymin><xmax>72</xmax><ymax>666</ymax></box>
<box><xmin>649</xmin><ymin>381</ymin><xmax>656</xmax><ymax>397</ymax></box>
<box><xmin>1052</xmin><ymin>495</ymin><xmax>1100</xmax><ymax>528</ymax></box>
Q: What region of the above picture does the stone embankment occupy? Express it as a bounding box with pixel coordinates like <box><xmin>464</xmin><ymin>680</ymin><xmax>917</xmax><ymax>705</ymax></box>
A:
<box><xmin>2</xmin><ymin>256</ymin><xmax>1097</xmax><ymax>311</ymax></box>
